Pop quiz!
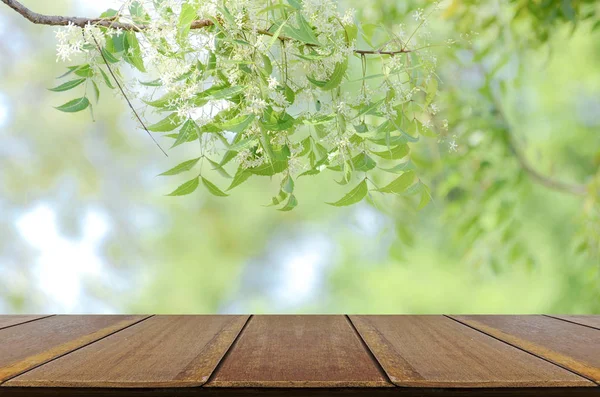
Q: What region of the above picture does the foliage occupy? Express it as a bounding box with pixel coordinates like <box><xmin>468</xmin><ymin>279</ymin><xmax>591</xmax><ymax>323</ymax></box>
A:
<box><xmin>49</xmin><ymin>0</ymin><xmax>450</xmax><ymax>210</ymax></box>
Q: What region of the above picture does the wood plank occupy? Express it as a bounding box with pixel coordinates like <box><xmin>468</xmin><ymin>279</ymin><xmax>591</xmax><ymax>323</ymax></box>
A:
<box><xmin>206</xmin><ymin>315</ymin><xmax>392</xmax><ymax>388</ymax></box>
<box><xmin>350</xmin><ymin>315</ymin><xmax>593</xmax><ymax>388</ymax></box>
<box><xmin>0</xmin><ymin>315</ymin><xmax>147</xmax><ymax>384</ymax></box>
<box><xmin>1</xmin><ymin>386</ymin><xmax>600</xmax><ymax>397</ymax></box>
<box><xmin>548</xmin><ymin>315</ymin><xmax>600</xmax><ymax>331</ymax></box>
<box><xmin>0</xmin><ymin>316</ymin><xmax>50</xmax><ymax>330</ymax></box>
<box><xmin>5</xmin><ymin>315</ymin><xmax>249</xmax><ymax>388</ymax></box>
<box><xmin>451</xmin><ymin>315</ymin><xmax>600</xmax><ymax>383</ymax></box>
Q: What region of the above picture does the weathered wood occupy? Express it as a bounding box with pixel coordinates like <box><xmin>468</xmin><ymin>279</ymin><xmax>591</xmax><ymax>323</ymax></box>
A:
<box><xmin>206</xmin><ymin>315</ymin><xmax>392</xmax><ymax>388</ymax></box>
<box><xmin>0</xmin><ymin>315</ymin><xmax>50</xmax><ymax>330</ymax></box>
<box><xmin>1</xmin><ymin>386</ymin><xmax>599</xmax><ymax>397</ymax></box>
<box><xmin>6</xmin><ymin>316</ymin><xmax>249</xmax><ymax>388</ymax></box>
<box><xmin>350</xmin><ymin>315</ymin><xmax>593</xmax><ymax>388</ymax></box>
<box><xmin>0</xmin><ymin>315</ymin><xmax>147</xmax><ymax>384</ymax></box>
<box><xmin>451</xmin><ymin>315</ymin><xmax>600</xmax><ymax>383</ymax></box>
<box><xmin>548</xmin><ymin>315</ymin><xmax>600</xmax><ymax>331</ymax></box>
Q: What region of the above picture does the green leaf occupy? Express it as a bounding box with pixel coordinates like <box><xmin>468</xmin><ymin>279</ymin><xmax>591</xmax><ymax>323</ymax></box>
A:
<box><xmin>124</xmin><ymin>32</ymin><xmax>146</xmax><ymax>72</ymax></box>
<box><xmin>259</xmin><ymin>111</ymin><xmax>295</xmax><ymax>131</ymax></box>
<box><xmin>267</xmin><ymin>18</ymin><xmax>289</xmax><ymax>51</ymax></box>
<box><xmin>281</xmin><ymin>13</ymin><xmax>320</xmax><ymax>45</ymax></box>
<box><xmin>147</xmin><ymin>113</ymin><xmax>182</xmax><ymax>132</ymax></box>
<box><xmin>139</xmin><ymin>78</ymin><xmax>163</xmax><ymax>87</ymax></box>
<box><xmin>91</xmin><ymin>81</ymin><xmax>100</xmax><ymax>103</ymax></box>
<box><xmin>309</xmin><ymin>59</ymin><xmax>347</xmax><ymax>91</ymax></box>
<box><xmin>72</xmin><ymin>64</ymin><xmax>93</xmax><ymax>78</ymax></box>
<box><xmin>261</xmin><ymin>54</ymin><xmax>273</xmax><ymax>75</ymax></box>
<box><xmin>143</xmin><ymin>91</ymin><xmax>179</xmax><ymax>109</ymax></box>
<box><xmin>228</xmin><ymin>137</ymin><xmax>258</xmax><ymax>151</ymax></box>
<box><xmin>344</xmin><ymin>23</ymin><xmax>358</xmax><ymax>43</ymax></box>
<box><xmin>178</xmin><ymin>3</ymin><xmax>197</xmax><ymax>41</ymax></box>
<box><xmin>380</xmin><ymin>161</ymin><xmax>415</xmax><ymax>173</ymax></box>
<box><xmin>228</xmin><ymin>166</ymin><xmax>252</xmax><ymax>190</ymax></box>
<box><xmin>376</xmin><ymin>171</ymin><xmax>415</xmax><ymax>194</ymax></box>
<box><xmin>355</xmin><ymin>99</ymin><xmax>384</xmax><ymax>118</ymax></box>
<box><xmin>284</xmin><ymin>85</ymin><xmax>295</xmax><ymax>104</ymax></box>
<box><xmin>282</xmin><ymin>175</ymin><xmax>294</xmax><ymax>194</ymax></box>
<box><xmin>201</xmin><ymin>177</ymin><xmax>229</xmax><ymax>197</ymax></box>
<box><xmin>55</xmin><ymin>97</ymin><xmax>90</xmax><ymax>113</ymax></box>
<box><xmin>159</xmin><ymin>158</ymin><xmax>200</xmax><ymax>176</ymax></box>
<box><xmin>417</xmin><ymin>183</ymin><xmax>431</xmax><ymax>209</ymax></box>
<box><xmin>249</xmin><ymin>158</ymin><xmax>288</xmax><ymax>176</ymax></box>
<box><xmin>208</xmin><ymin>159</ymin><xmax>232</xmax><ymax>179</ymax></box>
<box><xmin>208</xmin><ymin>85</ymin><xmax>244</xmax><ymax>100</ymax></box>
<box><xmin>100</xmin><ymin>69</ymin><xmax>115</xmax><ymax>89</ymax></box>
<box><xmin>287</xmin><ymin>0</ymin><xmax>302</xmax><ymax>9</ymax></box>
<box><xmin>279</xmin><ymin>194</ymin><xmax>298</xmax><ymax>211</ymax></box>
<box><xmin>48</xmin><ymin>78</ymin><xmax>86</xmax><ymax>92</ymax></box>
<box><xmin>327</xmin><ymin>180</ymin><xmax>368</xmax><ymax>207</ymax></box>
<box><xmin>167</xmin><ymin>176</ymin><xmax>199</xmax><ymax>196</ymax></box>
<box><xmin>352</xmin><ymin>152</ymin><xmax>377</xmax><ymax>172</ymax></box>
<box><xmin>100</xmin><ymin>47</ymin><xmax>119</xmax><ymax>64</ymax></box>
<box><xmin>371</xmin><ymin>144</ymin><xmax>409</xmax><ymax>160</ymax></box>
<box><xmin>172</xmin><ymin>119</ymin><xmax>199</xmax><ymax>148</ymax></box>
<box><xmin>100</xmin><ymin>8</ymin><xmax>118</xmax><ymax>18</ymax></box>
<box><xmin>219</xmin><ymin>114</ymin><xmax>255</xmax><ymax>133</ymax></box>
<box><xmin>425</xmin><ymin>78</ymin><xmax>438</xmax><ymax>107</ymax></box>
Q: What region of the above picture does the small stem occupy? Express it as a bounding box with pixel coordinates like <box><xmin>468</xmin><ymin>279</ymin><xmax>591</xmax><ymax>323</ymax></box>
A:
<box><xmin>91</xmin><ymin>35</ymin><xmax>168</xmax><ymax>157</ymax></box>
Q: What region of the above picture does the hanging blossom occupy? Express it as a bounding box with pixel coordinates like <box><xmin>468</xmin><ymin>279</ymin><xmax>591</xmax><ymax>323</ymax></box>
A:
<box><xmin>50</xmin><ymin>0</ymin><xmax>452</xmax><ymax>210</ymax></box>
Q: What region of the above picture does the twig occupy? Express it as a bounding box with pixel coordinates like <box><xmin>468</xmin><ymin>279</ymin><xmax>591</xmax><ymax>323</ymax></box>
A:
<box><xmin>354</xmin><ymin>49</ymin><xmax>410</xmax><ymax>56</ymax></box>
<box><xmin>91</xmin><ymin>35</ymin><xmax>168</xmax><ymax>157</ymax></box>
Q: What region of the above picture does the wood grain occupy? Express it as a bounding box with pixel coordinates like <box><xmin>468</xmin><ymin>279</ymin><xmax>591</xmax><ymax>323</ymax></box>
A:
<box><xmin>451</xmin><ymin>315</ymin><xmax>600</xmax><ymax>383</ymax></box>
<box><xmin>206</xmin><ymin>315</ymin><xmax>392</xmax><ymax>388</ymax></box>
<box><xmin>1</xmin><ymin>387</ymin><xmax>600</xmax><ymax>397</ymax></box>
<box><xmin>350</xmin><ymin>315</ymin><xmax>593</xmax><ymax>388</ymax></box>
<box><xmin>0</xmin><ymin>315</ymin><xmax>50</xmax><ymax>330</ymax></box>
<box><xmin>548</xmin><ymin>315</ymin><xmax>600</xmax><ymax>331</ymax></box>
<box><xmin>6</xmin><ymin>315</ymin><xmax>249</xmax><ymax>388</ymax></box>
<box><xmin>0</xmin><ymin>315</ymin><xmax>147</xmax><ymax>384</ymax></box>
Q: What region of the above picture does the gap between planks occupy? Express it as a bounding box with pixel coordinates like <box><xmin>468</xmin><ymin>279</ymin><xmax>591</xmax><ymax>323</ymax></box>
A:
<box><xmin>0</xmin><ymin>315</ymin><xmax>155</xmax><ymax>387</ymax></box>
<box><xmin>344</xmin><ymin>315</ymin><xmax>394</xmax><ymax>387</ymax></box>
<box><xmin>0</xmin><ymin>315</ymin><xmax>55</xmax><ymax>331</ymax></box>
<box><xmin>543</xmin><ymin>315</ymin><xmax>600</xmax><ymax>332</ymax></box>
<box><xmin>444</xmin><ymin>315</ymin><xmax>600</xmax><ymax>387</ymax></box>
<box><xmin>204</xmin><ymin>314</ymin><xmax>254</xmax><ymax>385</ymax></box>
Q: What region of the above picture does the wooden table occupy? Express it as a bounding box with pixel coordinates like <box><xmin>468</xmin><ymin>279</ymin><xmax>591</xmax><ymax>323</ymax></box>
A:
<box><xmin>0</xmin><ymin>315</ymin><xmax>598</xmax><ymax>396</ymax></box>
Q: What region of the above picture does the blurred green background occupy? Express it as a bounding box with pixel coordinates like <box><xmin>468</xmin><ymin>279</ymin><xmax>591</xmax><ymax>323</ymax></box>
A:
<box><xmin>0</xmin><ymin>0</ymin><xmax>598</xmax><ymax>314</ymax></box>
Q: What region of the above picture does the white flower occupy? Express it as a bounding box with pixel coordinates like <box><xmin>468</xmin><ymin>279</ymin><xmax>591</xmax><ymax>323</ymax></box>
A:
<box><xmin>449</xmin><ymin>136</ymin><xmax>458</xmax><ymax>152</ymax></box>
<box><xmin>413</xmin><ymin>9</ymin><xmax>425</xmax><ymax>21</ymax></box>
<box><xmin>267</xmin><ymin>76</ymin><xmax>279</xmax><ymax>89</ymax></box>
<box><xmin>248</xmin><ymin>97</ymin><xmax>267</xmax><ymax>115</ymax></box>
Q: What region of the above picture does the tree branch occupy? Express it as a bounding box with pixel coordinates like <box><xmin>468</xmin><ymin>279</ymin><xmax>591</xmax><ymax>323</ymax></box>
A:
<box><xmin>1</xmin><ymin>0</ymin><xmax>213</xmax><ymax>31</ymax></box>
<box><xmin>1</xmin><ymin>0</ymin><xmax>411</xmax><ymax>56</ymax></box>
<box><xmin>492</xmin><ymin>97</ymin><xmax>588</xmax><ymax>196</ymax></box>
<box><xmin>504</xmin><ymin>131</ymin><xmax>587</xmax><ymax>196</ymax></box>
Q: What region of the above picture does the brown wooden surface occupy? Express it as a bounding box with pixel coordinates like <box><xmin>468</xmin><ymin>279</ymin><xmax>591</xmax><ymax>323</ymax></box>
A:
<box><xmin>0</xmin><ymin>315</ymin><xmax>147</xmax><ymax>384</ymax></box>
<box><xmin>0</xmin><ymin>315</ymin><xmax>49</xmax><ymax>330</ymax></box>
<box><xmin>451</xmin><ymin>315</ymin><xmax>600</xmax><ymax>383</ymax></box>
<box><xmin>0</xmin><ymin>314</ymin><xmax>599</xmax><ymax>396</ymax></box>
<box><xmin>6</xmin><ymin>315</ymin><xmax>249</xmax><ymax>388</ymax></box>
<box><xmin>206</xmin><ymin>315</ymin><xmax>392</xmax><ymax>388</ymax></box>
<box><xmin>349</xmin><ymin>315</ymin><xmax>592</xmax><ymax>388</ymax></box>
<box><xmin>1</xmin><ymin>387</ymin><xmax>599</xmax><ymax>397</ymax></box>
<box><xmin>549</xmin><ymin>315</ymin><xmax>600</xmax><ymax>330</ymax></box>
